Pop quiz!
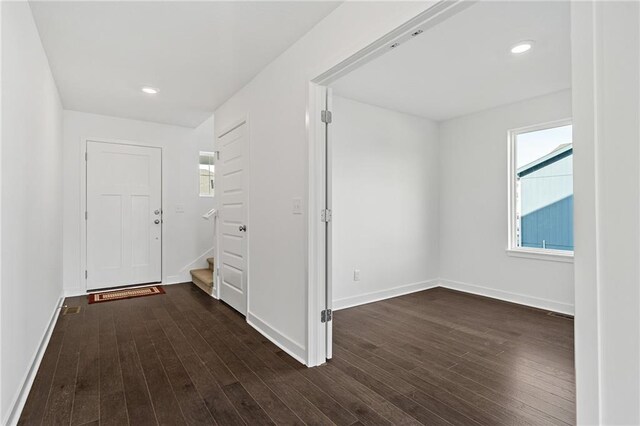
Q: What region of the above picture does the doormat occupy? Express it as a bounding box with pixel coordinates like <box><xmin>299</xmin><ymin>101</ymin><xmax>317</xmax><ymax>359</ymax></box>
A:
<box><xmin>88</xmin><ymin>285</ymin><xmax>165</xmax><ymax>304</ymax></box>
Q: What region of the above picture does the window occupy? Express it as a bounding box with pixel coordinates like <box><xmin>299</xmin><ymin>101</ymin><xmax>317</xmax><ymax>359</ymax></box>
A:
<box><xmin>199</xmin><ymin>152</ymin><xmax>215</xmax><ymax>197</ymax></box>
<box><xmin>509</xmin><ymin>121</ymin><xmax>573</xmax><ymax>258</ymax></box>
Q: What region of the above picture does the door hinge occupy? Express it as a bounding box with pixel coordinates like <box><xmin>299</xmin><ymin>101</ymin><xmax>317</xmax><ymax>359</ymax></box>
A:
<box><xmin>321</xmin><ymin>309</ymin><xmax>332</xmax><ymax>323</ymax></box>
<box><xmin>85</xmin><ymin>270</ymin><xmax>88</xmax><ymax>279</ymax></box>
<box><xmin>321</xmin><ymin>110</ymin><xmax>332</xmax><ymax>124</ymax></box>
<box><xmin>320</xmin><ymin>209</ymin><xmax>332</xmax><ymax>223</ymax></box>
<box><xmin>85</xmin><ymin>211</ymin><xmax>88</xmax><ymax>220</ymax></box>
<box><xmin>85</xmin><ymin>152</ymin><xmax>88</xmax><ymax>161</ymax></box>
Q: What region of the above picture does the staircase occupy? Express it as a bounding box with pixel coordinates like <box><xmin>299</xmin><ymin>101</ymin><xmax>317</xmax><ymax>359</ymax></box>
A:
<box><xmin>190</xmin><ymin>258</ymin><xmax>214</xmax><ymax>295</ymax></box>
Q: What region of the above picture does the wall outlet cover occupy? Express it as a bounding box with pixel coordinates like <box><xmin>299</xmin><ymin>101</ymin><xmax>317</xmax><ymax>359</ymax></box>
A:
<box><xmin>292</xmin><ymin>198</ymin><xmax>302</xmax><ymax>215</ymax></box>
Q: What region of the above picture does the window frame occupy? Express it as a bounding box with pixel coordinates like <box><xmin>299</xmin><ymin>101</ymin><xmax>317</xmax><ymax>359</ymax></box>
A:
<box><xmin>507</xmin><ymin>118</ymin><xmax>574</xmax><ymax>262</ymax></box>
<box><xmin>199</xmin><ymin>151</ymin><xmax>216</xmax><ymax>198</ymax></box>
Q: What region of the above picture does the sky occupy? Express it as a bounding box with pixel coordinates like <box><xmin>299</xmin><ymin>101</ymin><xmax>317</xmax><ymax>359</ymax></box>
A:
<box><xmin>516</xmin><ymin>124</ymin><xmax>572</xmax><ymax>169</ymax></box>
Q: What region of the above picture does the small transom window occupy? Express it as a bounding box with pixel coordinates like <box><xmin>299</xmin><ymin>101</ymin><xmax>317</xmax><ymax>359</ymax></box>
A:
<box><xmin>199</xmin><ymin>152</ymin><xmax>215</xmax><ymax>197</ymax></box>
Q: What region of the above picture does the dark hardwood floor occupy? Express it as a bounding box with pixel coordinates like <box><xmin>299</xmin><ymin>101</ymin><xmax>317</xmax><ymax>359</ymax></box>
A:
<box><xmin>19</xmin><ymin>284</ymin><xmax>575</xmax><ymax>425</ymax></box>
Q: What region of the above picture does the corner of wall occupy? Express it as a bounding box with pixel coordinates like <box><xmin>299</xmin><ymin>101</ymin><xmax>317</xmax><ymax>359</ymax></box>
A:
<box><xmin>246</xmin><ymin>312</ymin><xmax>307</xmax><ymax>365</ymax></box>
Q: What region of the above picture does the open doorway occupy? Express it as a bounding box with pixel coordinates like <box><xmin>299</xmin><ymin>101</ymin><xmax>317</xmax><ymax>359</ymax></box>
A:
<box><xmin>311</xmin><ymin>1</ymin><xmax>575</xmax><ymax>423</ymax></box>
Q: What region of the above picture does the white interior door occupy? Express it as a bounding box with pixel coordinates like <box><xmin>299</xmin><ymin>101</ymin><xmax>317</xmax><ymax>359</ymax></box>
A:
<box><xmin>218</xmin><ymin>122</ymin><xmax>248</xmax><ymax>315</ymax></box>
<box><xmin>86</xmin><ymin>141</ymin><xmax>162</xmax><ymax>290</ymax></box>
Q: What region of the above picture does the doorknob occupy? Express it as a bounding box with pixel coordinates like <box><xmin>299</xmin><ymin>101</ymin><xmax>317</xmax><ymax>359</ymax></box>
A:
<box><xmin>154</xmin><ymin>219</ymin><xmax>160</xmax><ymax>224</ymax></box>
<box><xmin>239</xmin><ymin>225</ymin><xmax>247</xmax><ymax>232</ymax></box>
<box><xmin>154</xmin><ymin>209</ymin><xmax>161</xmax><ymax>215</ymax></box>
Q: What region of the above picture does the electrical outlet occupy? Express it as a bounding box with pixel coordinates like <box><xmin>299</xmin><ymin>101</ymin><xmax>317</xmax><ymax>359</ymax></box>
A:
<box><xmin>292</xmin><ymin>198</ymin><xmax>302</xmax><ymax>215</ymax></box>
<box><xmin>353</xmin><ymin>269</ymin><xmax>361</xmax><ymax>281</ymax></box>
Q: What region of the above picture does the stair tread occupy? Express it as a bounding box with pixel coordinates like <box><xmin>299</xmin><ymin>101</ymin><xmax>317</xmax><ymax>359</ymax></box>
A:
<box><xmin>190</xmin><ymin>268</ymin><xmax>213</xmax><ymax>285</ymax></box>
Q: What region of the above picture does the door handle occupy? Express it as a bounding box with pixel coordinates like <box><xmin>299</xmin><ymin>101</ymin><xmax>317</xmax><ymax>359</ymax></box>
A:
<box><xmin>239</xmin><ymin>225</ymin><xmax>247</xmax><ymax>232</ymax></box>
<box><xmin>154</xmin><ymin>219</ymin><xmax>160</xmax><ymax>224</ymax></box>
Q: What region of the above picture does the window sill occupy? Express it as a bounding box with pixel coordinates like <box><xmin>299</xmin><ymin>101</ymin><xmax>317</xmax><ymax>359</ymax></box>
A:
<box><xmin>506</xmin><ymin>248</ymin><xmax>574</xmax><ymax>263</ymax></box>
<box><xmin>199</xmin><ymin>195</ymin><xmax>215</xmax><ymax>198</ymax></box>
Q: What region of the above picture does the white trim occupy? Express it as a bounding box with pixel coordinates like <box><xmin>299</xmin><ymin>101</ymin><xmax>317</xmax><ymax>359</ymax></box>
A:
<box><xmin>0</xmin><ymin>0</ymin><xmax>3</xmax><ymax>415</ymax></box>
<box><xmin>439</xmin><ymin>278</ymin><xmax>574</xmax><ymax>316</ymax></box>
<box><xmin>507</xmin><ymin>118</ymin><xmax>574</xmax><ymax>255</ymax></box>
<box><xmin>333</xmin><ymin>279</ymin><xmax>439</xmax><ymax>311</ymax></box>
<box><xmin>311</xmin><ymin>0</ymin><xmax>475</xmax><ymax>86</ymax></box>
<box><xmin>80</xmin><ymin>137</ymin><xmax>164</xmax><ymax>294</ymax></box>
<box><xmin>247</xmin><ymin>312</ymin><xmax>307</xmax><ymax>365</ymax></box>
<box><xmin>506</xmin><ymin>247</ymin><xmax>574</xmax><ymax>263</ymax></box>
<box><xmin>306</xmin><ymin>83</ymin><xmax>328</xmax><ymax>367</ymax></box>
<box><xmin>3</xmin><ymin>295</ymin><xmax>64</xmax><ymax>426</ymax></box>
<box><xmin>167</xmin><ymin>247</ymin><xmax>215</xmax><ymax>286</ymax></box>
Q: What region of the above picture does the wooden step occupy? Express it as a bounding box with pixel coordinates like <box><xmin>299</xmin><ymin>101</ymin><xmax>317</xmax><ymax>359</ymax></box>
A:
<box><xmin>207</xmin><ymin>257</ymin><xmax>215</xmax><ymax>271</ymax></box>
<box><xmin>190</xmin><ymin>268</ymin><xmax>213</xmax><ymax>294</ymax></box>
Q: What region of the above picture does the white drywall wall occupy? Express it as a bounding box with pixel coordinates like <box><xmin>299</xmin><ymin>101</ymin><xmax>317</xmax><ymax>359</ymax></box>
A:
<box><xmin>62</xmin><ymin>111</ymin><xmax>215</xmax><ymax>295</ymax></box>
<box><xmin>438</xmin><ymin>89</ymin><xmax>574</xmax><ymax>314</ymax></box>
<box><xmin>1</xmin><ymin>2</ymin><xmax>64</xmax><ymax>422</ymax></box>
<box><xmin>331</xmin><ymin>96</ymin><xmax>439</xmax><ymax>309</ymax></box>
<box><xmin>213</xmin><ymin>1</ymin><xmax>435</xmax><ymax>363</ymax></box>
<box><xmin>572</xmin><ymin>2</ymin><xmax>640</xmax><ymax>424</ymax></box>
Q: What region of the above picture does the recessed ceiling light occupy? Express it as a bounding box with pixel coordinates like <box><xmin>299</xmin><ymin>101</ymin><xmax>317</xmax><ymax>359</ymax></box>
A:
<box><xmin>141</xmin><ymin>86</ymin><xmax>159</xmax><ymax>94</ymax></box>
<box><xmin>511</xmin><ymin>41</ymin><xmax>534</xmax><ymax>54</ymax></box>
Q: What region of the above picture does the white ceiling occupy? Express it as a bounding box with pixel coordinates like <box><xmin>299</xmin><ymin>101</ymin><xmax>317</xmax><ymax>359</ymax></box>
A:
<box><xmin>30</xmin><ymin>1</ymin><xmax>340</xmax><ymax>128</ymax></box>
<box><xmin>331</xmin><ymin>1</ymin><xmax>571</xmax><ymax>122</ymax></box>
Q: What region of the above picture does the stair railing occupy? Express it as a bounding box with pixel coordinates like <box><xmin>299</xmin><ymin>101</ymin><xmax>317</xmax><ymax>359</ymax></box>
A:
<box><xmin>202</xmin><ymin>208</ymin><xmax>217</xmax><ymax>220</ymax></box>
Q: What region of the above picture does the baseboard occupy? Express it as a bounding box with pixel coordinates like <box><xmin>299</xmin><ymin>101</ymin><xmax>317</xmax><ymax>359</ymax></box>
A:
<box><xmin>333</xmin><ymin>279</ymin><xmax>440</xmax><ymax>311</ymax></box>
<box><xmin>165</xmin><ymin>274</ymin><xmax>190</xmax><ymax>285</ymax></box>
<box><xmin>439</xmin><ymin>278</ymin><xmax>574</xmax><ymax>315</ymax></box>
<box><xmin>4</xmin><ymin>294</ymin><xmax>65</xmax><ymax>426</ymax></box>
<box><xmin>168</xmin><ymin>247</ymin><xmax>214</xmax><ymax>284</ymax></box>
<box><xmin>247</xmin><ymin>312</ymin><xmax>307</xmax><ymax>365</ymax></box>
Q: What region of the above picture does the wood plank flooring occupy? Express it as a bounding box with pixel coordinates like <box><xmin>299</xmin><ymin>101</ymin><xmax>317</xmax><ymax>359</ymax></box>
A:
<box><xmin>19</xmin><ymin>284</ymin><xmax>575</xmax><ymax>425</ymax></box>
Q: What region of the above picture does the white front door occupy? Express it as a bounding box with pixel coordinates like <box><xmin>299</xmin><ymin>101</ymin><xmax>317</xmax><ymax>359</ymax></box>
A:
<box><xmin>86</xmin><ymin>141</ymin><xmax>162</xmax><ymax>290</ymax></box>
<box><xmin>218</xmin><ymin>122</ymin><xmax>248</xmax><ymax>315</ymax></box>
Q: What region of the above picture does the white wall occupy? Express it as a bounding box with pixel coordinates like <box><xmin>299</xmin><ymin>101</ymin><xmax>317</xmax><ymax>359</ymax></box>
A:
<box><xmin>331</xmin><ymin>96</ymin><xmax>439</xmax><ymax>309</ymax></box>
<box><xmin>213</xmin><ymin>1</ymin><xmax>435</xmax><ymax>363</ymax></box>
<box><xmin>62</xmin><ymin>111</ymin><xmax>215</xmax><ymax>295</ymax></box>
<box><xmin>1</xmin><ymin>2</ymin><xmax>64</xmax><ymax>423</ymax></box>
<box><xmin>438</xmin><ymin>89</ymin><xmax>574</xmax><ymax>314</ymax></box>
<box><xmin>572</xmin><ymin>2</ymin><xmax>640</xmax><ymax>424</ymax></box>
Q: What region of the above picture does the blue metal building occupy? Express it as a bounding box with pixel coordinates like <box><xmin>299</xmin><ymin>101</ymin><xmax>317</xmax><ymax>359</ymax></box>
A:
<box><xmin>517</xmin><ymin>144</ymin><xmax>574</xmax><ymax>251</ymax></box>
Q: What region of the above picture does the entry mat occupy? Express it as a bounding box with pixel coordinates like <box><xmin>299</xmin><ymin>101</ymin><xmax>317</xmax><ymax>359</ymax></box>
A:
<box><xmin>88</xmin><ymin>285</ymin><xmax>165</xmax><ymax>304</ymax></box>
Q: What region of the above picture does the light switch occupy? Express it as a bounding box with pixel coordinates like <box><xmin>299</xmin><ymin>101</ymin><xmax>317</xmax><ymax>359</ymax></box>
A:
<box><xmin>292</xmin><ymin>198</ymin><xmax>302</xmax><ymax>215</ymax></box>
<box><xmin>354</xmin><ymin>269</ymin><xmax>361</xmax><ymax>281</ymax></box>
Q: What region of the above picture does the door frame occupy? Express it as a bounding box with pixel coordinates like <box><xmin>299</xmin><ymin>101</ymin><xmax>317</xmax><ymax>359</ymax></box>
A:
<box><xmin>214</xmin><ymin>117</ymin><xmax>251</xmax><ymax>313</ymax></box>
<box><xmin>306</xmin><ymin>0</ymin><xmax>474</xmax><ymax>368</ymax></box>
<box><xmin>79</xmin><ymin>138</ymin><xmax>164</xmax><ymax>293</ymax></box>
